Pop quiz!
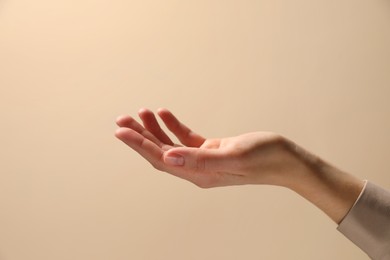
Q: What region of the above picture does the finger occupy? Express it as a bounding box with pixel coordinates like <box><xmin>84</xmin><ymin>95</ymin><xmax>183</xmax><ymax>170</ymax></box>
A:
<box><xmin>138</xmin><ymin>108</ymin><xmax>174</xmax><ymax>146</ymax></box>
<box><xmin>157</xmin><ymin>108</ymin><xmax>205</xmax><ymax>147</ymax></box>
<box><xmin>163</xmin><ymin>147</ymin><xmax>244</xmax><ymax>188</ymax></box>
<box><xmin>163</xmin><ymin>146</ymin><xmax>233</xmax><ymax>173</ymax></box>
<box><xmin>116</xmin><ymin>115</ymin><xmax>164</xmax><ymax>147</ymax></box>
<box><xmin>115</xmin><ymin>127</ymin><xmax>165</xmax><ymax>170</ymax></box>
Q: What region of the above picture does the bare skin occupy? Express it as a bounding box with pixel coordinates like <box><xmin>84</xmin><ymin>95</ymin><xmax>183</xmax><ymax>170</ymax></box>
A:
<box><xmin>115</xmin><ymin>108</ymin><xmax>364</xmax><ymax>224</ymax></box>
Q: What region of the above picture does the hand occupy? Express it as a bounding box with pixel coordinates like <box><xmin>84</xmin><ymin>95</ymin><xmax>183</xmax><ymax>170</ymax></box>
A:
<box><xmin>115</xmin><ymin>108</ymin><xmax>302</xmax><ymax>188</ymax></box>
<box><xmin>115</xmin><ymin>108</ymin><xmax>365</xmax><ymax>223</ymax></box>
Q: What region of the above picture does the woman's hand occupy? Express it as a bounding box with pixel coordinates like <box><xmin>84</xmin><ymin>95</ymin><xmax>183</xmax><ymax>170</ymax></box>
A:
<box><xmin>115</xmin><ymin>108</ymin><xmax>302</xmax><ymax>188</ymax></box>
<box><xmin>115</xmin><ymin>108</ymin><xmax>364</xmax><ymax>223</ymax></box>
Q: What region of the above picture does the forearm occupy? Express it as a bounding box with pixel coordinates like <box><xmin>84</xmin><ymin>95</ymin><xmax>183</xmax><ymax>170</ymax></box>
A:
<box><xmin>283</xmin><ymin>140</ymin><xmax>365</xmax><ymax>224</ymax></box>
<box><xmin>116</xmin><ymin>108</ymin><xmax>389</xmax><ymax>259</ymax></box>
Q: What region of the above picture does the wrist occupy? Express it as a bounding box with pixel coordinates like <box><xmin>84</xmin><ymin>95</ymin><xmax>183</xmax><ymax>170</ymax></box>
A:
<box><xmin>282</xmin><ymin>140</ymin><xmax>365</xmax><ymax>223</ymax></box>
<box><xmin>248</xmin><ymin>135</ymin><xmax>313</xmax><ymax>188</ymax></box>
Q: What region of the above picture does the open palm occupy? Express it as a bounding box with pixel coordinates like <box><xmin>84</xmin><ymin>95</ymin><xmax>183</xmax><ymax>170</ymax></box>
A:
<box><xmin>115</xmin><ymin>108</ymin><xmax>291</xmax><ymax>188</ymax></box>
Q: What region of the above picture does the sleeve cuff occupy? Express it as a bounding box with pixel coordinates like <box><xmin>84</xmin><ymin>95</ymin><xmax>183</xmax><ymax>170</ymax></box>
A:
<box><xmin>337</xmin><ymin>181</ymin><xmax>390</xmax><ymax>260</ymax></box>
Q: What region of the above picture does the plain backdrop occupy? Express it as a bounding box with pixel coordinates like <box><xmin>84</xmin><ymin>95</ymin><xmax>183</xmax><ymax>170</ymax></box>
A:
<box><xmin>0</xmin><ymin>0</ymin><xmax>390</xmax><ymax>259</ymax></box>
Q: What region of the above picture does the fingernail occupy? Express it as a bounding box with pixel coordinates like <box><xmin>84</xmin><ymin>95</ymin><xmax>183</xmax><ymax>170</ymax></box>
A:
<box><xmin>164</xmin><ymin>154</ymin><xmax>184</xmax><ymax>166</ymax></box>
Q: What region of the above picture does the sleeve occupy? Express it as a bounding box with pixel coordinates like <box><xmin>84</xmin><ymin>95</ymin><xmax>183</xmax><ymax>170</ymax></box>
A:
<box><xmin>337</xmin><ymin>181</ymin><xmax>390</xmax><ymax>260</ymax></box>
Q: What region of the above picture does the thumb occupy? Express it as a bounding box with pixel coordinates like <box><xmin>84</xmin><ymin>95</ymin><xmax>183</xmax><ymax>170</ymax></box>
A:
<box><xmin>163</xmin><ymin>147</ymin><xmax>226</xmax><ymax>172</ymax></box>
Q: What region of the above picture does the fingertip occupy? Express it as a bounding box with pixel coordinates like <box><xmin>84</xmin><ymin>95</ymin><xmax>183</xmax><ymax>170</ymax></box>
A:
<box><xmin>115</xmin><ymin>127</ymin><xmax>131</xmax><ymax>139</ymax></box>
<box><xmin>115</xmin><ymin>115</ymin><xmax>130</xmax><ymax>125</ymax></box>
<box><xmin>138</xmin><ymin>107</ymin><xmax>152</xmax><ymax>115</ymax></box>
<box><xmin>157</xmin><ymin>107</ymin><xmax>172</xmax><ymax>118</ymax></box>
<box><xmin>157</xmin><ymin>107</ymin><xmax>168</xmax><ymax>113</ymax></box>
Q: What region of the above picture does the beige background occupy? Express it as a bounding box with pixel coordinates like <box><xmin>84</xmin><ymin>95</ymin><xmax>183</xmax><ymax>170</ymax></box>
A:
<box><xmin>0</xmin><ymin>0</ymin><xmax>389</xmax><ymax>259</ymax></box>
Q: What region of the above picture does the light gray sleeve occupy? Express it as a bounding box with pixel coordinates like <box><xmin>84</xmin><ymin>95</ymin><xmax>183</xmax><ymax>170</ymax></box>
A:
<box><xmin>337</xmin><ymin>181</ymin><xmax>390</xmax><ymax>260</ymax></box>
